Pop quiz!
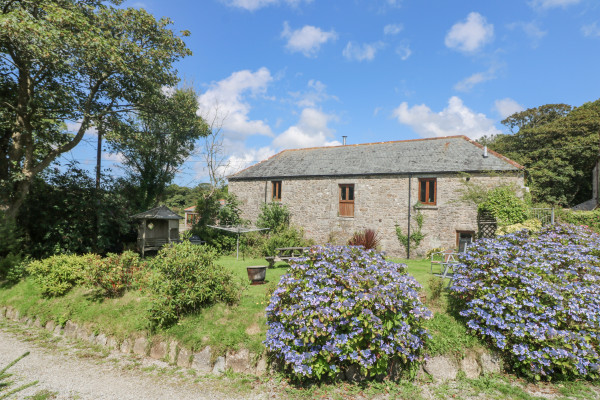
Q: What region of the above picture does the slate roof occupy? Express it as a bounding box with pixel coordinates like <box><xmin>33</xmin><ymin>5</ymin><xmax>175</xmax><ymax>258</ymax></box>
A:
<box><xmin>131</xmin><ymin>205</ymin><xmax>183</xmax><ymax>220</ymax></box>
<box><xmin>229</xmin><ymin>136</ymin><xmax>523</xmax><ymax>180</ymax></box>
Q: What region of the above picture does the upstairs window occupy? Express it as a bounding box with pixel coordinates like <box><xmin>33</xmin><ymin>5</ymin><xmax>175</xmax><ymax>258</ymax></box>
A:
<box><xmin>339</xmin><ymin>184</ymin><xmax>354</xmax><ymax>217</ymax></box>
<box><xmin>272</xmin><ymin>181</ymin><xmax>282</xmax><ymax>201</ymax></box>
<box><xmin>418</xmin><ymin>178</ymin><xmax>436</xmax><ymax>205</ymax></box>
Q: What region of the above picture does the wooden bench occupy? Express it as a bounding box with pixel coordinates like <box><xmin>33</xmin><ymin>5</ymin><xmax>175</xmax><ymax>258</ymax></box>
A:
<box><xmin>265</xmin><ymin>247</ymin><xmax>309</xmax><ymax>268</ymax></box>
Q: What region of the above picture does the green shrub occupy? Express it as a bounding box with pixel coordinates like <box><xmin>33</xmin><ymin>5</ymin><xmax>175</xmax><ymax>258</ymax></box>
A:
<box><xmin>478</xmin><ymin>186</ymin><xmax>529</xmax><ymax>226</ymax></box>
<box><xmin>452</xmin><ymin>224</ymin><xmax>600</xmax><ymax>380</ymax></box>
<box><xmin>265</xmin><ymin>246</ymin><xmax>432</xmax><ymax>381</ymax></box>
<box><xmin>148</xmin><ymin>241</ymin><xmax>244</xmax><ymax>327</ymax></box>
<box><xmin>262</xmin><ymin>226</ymin><xmax>312</xmax><ymax>256</ymax></box>
<box><xmin>558</xmin><ymin>209</ymin><xmax>600</xmax><ymax>233</ymax></box>
<box><xmin>257</xmin><ymin>202</ymin><xmax>290</xmax><ymax>232</ymax></box>
<box><xmin>27</xmin><ymin>254</ymin><xmax>94</xmax><ymax>297</ymax></box>
<box><xmin>3</xmin><ymin>255</ymin><xmax>30</xmax><ymax>285</ymax></box>
<box><xmin>84</xmin><ymin>251</ymin><xmax>146</xmax><ymax>298</ymax></box>
<box><xmin>495</xmin><ymin>218</ymin><xmax>542</xmax><ymax>236</ymax></box>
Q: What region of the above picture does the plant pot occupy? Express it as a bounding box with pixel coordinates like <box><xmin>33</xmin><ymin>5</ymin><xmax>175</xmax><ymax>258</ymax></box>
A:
<box><xmin>246</xmin><ymin>266</ymin><xmax>267</xmax><ymax>285</ymax></box>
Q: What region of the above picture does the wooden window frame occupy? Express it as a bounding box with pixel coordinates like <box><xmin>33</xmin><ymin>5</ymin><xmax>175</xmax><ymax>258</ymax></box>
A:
<box><xmin>272</xmin><ymin>181</ymin><xmax>282</xmax><ymax>201</ymax></box>
<box><xmin>339</xmin><ymin>184</ymin><xmax>355</xmax><ymax>217</ymax></box>
<box><xmin>418</xmin><ymin>178</ymin><xmax>437</xmax><ymax>205</ymax></box>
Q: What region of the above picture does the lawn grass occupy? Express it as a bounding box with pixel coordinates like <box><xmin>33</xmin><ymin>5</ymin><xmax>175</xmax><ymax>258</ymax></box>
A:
<box><xmin>0</xmin><ymin>254</ymin><xmax>479</xmax><ymax>358</ymax></box>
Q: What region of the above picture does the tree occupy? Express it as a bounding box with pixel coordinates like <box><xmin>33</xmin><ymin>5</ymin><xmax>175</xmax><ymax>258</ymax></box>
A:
<box><xmin>482</xmin><ymin>101</ymin><xmax>600</xmax><ymax>206</ymax></box>
<box><xmin>162</xmin><ymin>183</ymin><xmax>210</xmax><ymax>213</ymax></box>
<box><xmin>106</xmin><ymin>87</ymin><xmax>209</xmax><ymax>211</ymax></box>
<box><xmin>18</xmin><ymin>163</ymin><xmax>133</xmax><ymax>258</ymax></box>
<box><xmin>0</xmin><ymin>0</ymin><xmax>191</xmax><ymax>219</ymax></box>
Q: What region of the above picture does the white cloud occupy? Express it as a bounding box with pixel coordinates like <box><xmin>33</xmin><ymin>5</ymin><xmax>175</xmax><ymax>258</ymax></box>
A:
<box><xmin>384</xmin><ymin>23</ymin><xmax>403</xmax><ymax>35</ymax></box>
<box><xmin>392</xmin><ymin>96</ymin><xmax>501</xmax><ymax>139</ymax></box>
<box><xmin>289</xmin><ymin>79</ymin><xmax>337</xmax><ymax>108</ymax></box>
<box><xmin>454</xmin><ymin>66</ymin><xmax>496</xmax><ymax>92</ymax></box>
<box><xmin>395</xmin><ymin>42</ymin><xmax>412</xmax><ymax>60</ymax></box>
<box><xmin>224</xmin><ymin>0</ymin><xmax>312</xmax><ymax>11</ymax></box>
<box><xmin>343</xmin><ymin>41</ymin><xmax>384</xmax><ymax>62</ymax></box>
<box><xmin>494</xmin><ymin>98</ymin><xmax>524</xmax><ymax>119</ymax></box>
<box><xmin>507</xmin><ymin>21</ymin><xmax>547</xmax><ymax>47</ymax></box>
<box><xmin>529</xmin><ymin>0</ymin><xmax>580</xmax><ymax>9</ymax></box>
<box><xmin>445</xmin><ymin>12</ymin><xmax>494</xmax><ymax>53</ymax></box>
<box><xmin>281</xmin><ymin>22</ymin><xmax>337</xmax><ymax>57</ymax></box>
<box><xmin>66</xmin><ymin>120</ymin><xmax>98</xmax><ymax>136</ymax></box>
<box><xmin>198</xmin><ymin>68</ymin><xmax>273</xmax><ymax>139</ymax></box>
<box><xmin>273</xmin><ymin>108</ymin><xmax>340</xmax><ymax>149</ymax></box>
<box><xmin>582</xmin><ymin>22</ymin><xmax>600</xmax><ymax>38</ymax></box>
<box><xmin>219</xmin><ymin>146</ymin><xmax>277</xmax><ymax>178</ymax></box>
<box><xmin>102</xmin><ymin>152</ymin><xmax>125</xmax><ymax>163</ymax></box>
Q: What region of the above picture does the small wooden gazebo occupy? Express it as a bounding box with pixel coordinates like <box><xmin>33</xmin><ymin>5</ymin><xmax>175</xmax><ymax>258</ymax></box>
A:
<box><xmin>131</xmin><ymin>205</ymin><xmax>183</xmax><ymax>257</ymax></box>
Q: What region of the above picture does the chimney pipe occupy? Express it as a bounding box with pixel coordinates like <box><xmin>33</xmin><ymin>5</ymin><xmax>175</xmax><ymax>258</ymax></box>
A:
<box><xmin>483</xmin><ymin>145</ymin><xmax>488</xmax><ymax>158</ymax></box>
<box><xmin>342</xmin><ymin>136</ymin><xmax>347</xmax><ymax>145</ymax></box>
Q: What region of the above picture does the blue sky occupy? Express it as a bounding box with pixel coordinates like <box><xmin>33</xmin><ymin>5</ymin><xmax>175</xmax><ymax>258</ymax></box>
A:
<box><xmin>65</xmin><ymin>0</ymin><xmax>600</xmax><ymax>187</ymax></box>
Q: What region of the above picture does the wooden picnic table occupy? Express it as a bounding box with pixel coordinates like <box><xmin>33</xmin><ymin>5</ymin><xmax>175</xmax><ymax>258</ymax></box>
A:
<box><xmin>265</xmin><ymin>247</ymin><xmax>309</xmax><ymax>268</ymax></box>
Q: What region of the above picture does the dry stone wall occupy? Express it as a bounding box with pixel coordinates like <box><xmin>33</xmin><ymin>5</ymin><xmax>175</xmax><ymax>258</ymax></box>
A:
<box><xmin>230</xmin><ymin>172</ymin><xmax>524</xmax><ymax>256</ymax></box>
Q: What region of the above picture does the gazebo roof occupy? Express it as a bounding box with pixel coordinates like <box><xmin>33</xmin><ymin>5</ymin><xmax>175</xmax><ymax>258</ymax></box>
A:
<box><xmin>131</xmin><ymin>205</ymin><xmax>183</xmax><ymax>220</ymax></box>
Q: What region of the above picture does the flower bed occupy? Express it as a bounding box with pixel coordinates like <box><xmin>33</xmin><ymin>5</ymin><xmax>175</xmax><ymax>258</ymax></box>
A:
<box><xmin>451</xmin><ymin>224</ymin><xmax>600</xmax><ymax>380</ymax></box>
<box><xmin>265</xmin><ymin>245</ymin><xmax>431</xmax><ymax>381</ymax></box>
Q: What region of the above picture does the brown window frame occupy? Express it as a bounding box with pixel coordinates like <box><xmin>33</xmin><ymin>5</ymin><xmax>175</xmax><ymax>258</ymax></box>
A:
<box><xmin>272</xmin><ymin>181</ymin><xmax>282</xmax><ymax>201</ymax></box>
<box><xmin>418</xmin><ymin>178</ymin><xmax>437</xmax><ymax>205</ymax></box>
<box><xmin>339</xmin><ymin>184</ymin><xmax>355</xmax><ymax>217</ymax></box>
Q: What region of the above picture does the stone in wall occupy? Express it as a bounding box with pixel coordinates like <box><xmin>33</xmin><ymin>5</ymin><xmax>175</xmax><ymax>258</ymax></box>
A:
<box><xmin>150</xmin><ymin>341</ymin><xmax>168</xmax><ymax>360</ymax></box>
<box><xmin>120</xmin><ymin>338</ymin><xmax>132</xmax><ymax>354</ymax></box>
<box><xmin>226</xmin><ymin>348</ymin><xmax>250</xmax><ymax>373</ymax></box>
<box><xmin>424</xmin><ymin>355</ymin><xmax>459</xmax><ymax>382</ymax></box>
<box><xmin>64</xmin><ymin>321</ymin><xmax>78</xmax><ymax>338</ymax></box>
<box><xmin>45</xmin><ymin>320</ymin><xmax>56</xmax><ymax>332</ymax></box>
<box><xmin>177</xmin><ymin>347</ymin><xmax>192</xmax><ymax>368</ymax></box>
<box><xmin>133</xmin><ymin>336</ymin><xmax>148</xmax><ymax>356</ymax></box>
<box><xmin>460</xmin><ymin>351</ymin><xmax>481</xmax><ymax>379</ymax></box>
<box><xmin>95</xmin><ymin>333</ymin><xmax>108</xmax><ymax>347</ymax></box>
<box><xmin>212</xmin><ymin>356</ymin><xmax>225</xmax><ymax>375</ymax></box>
<box><xmin>191</xmin><ymin>346</ymin><xmax>212</xmax><ymax>374</ymax></box>
<box><xmin>168</xmin><ymin>340</ymin><xmax>178</xmax><ymax>364</ymax></box>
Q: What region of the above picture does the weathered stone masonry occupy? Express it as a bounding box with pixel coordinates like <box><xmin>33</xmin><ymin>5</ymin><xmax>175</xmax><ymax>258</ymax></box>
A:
<box><xmin>229</xmin><ymin>172</ymin><xmax>524</xmax><ymax>257</ymax></box>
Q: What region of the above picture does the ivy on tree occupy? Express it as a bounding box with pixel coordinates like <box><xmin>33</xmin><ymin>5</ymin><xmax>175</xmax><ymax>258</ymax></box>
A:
<box><xmin>0</xmin><ymin>0</ymin><xmax>192</xmax><ymax>219</ymax></box>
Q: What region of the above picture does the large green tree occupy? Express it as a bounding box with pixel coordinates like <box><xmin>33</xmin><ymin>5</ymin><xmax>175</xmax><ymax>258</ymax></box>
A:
<box><xmin>482</xmin><ymin>101</ymin><xmax>600</xmax><ymax>206</ymax></box>
<box><xmin>0</xmin><ymin>0</ymin><xmax>191</xmax><ymax>219</ymax></box>
<box><xmin>106</xmin><ymin>87</ymin><xmax>209</xmax><ymax>211</ymax></box>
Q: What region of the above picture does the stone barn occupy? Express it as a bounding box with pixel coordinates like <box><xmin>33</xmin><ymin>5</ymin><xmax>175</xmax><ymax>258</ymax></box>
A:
<box><xmin>228</xmin><ymin>135</ymin><xmax>524</xmax><ymax>257</ymax></box>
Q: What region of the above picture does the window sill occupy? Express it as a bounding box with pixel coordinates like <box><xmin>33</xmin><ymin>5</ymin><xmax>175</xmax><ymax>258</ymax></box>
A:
<box><xmin>415</xmin><ymin>205</ymin><xmax>438</xmax><ymax>210</ymax></box>
<box><xmin>338</xmin><ymin>215</ymin><xmax>355</xmax><ymax>219</ymax></box>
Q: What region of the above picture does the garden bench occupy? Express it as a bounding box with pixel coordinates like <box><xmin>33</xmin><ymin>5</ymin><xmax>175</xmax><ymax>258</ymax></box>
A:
<box><xmin>265</xmin><ymin>247</ymin><xmax>309</xmax><ymax>268</ymax></box>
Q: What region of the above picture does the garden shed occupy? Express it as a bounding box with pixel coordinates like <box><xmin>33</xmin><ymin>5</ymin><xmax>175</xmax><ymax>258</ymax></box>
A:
<box><xmin>132</xmin><ymin>205</ymin><xmax>183</xmax><ymax>256</ymax></box>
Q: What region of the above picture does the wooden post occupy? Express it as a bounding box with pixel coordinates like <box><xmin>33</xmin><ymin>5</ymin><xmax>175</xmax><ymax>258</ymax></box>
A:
<box><xmin>141</xmin><ymin>220</ymin><xmax>147</xmax><ymax>258</ymax></box>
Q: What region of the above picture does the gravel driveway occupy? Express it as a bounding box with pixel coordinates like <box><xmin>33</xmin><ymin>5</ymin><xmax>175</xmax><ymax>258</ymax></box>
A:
<box><xmin>0</xmin><ymin>323</ymin><xmax>269</xmax><ymax>400</ymax></box>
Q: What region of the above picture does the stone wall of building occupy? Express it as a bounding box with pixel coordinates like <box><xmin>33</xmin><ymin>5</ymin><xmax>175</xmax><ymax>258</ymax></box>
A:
<box><xmin>229</xmin><ymin>172</ymin><xmax>524</xmax><ymax>257</ymax></box>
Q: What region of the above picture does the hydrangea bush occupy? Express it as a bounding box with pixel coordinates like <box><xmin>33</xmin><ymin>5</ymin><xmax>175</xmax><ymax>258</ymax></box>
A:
<box><xmin>265</xmin><ymin>245</ymin><xmax>432</xmax><ymax>381</ymax></box>
<box><xmin>451</xmin><ymin>224</ymin><xmax>600</xmax><ymax>380</ymax></box>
